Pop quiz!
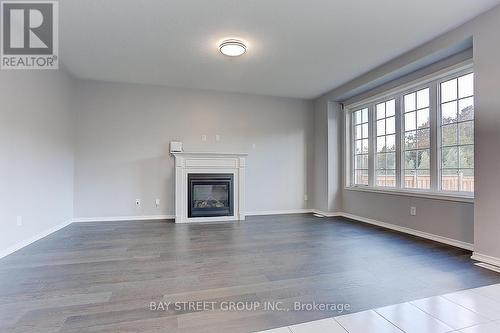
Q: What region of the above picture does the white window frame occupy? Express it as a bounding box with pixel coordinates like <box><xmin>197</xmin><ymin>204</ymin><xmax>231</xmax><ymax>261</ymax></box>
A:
<box><xmin>351</xmin><ymin>107</ymin><xmax>370</xmax><ymax>186</ymax></box>
<box><xmin>400</xmin><ymin>85</ymin><xmax>434</xmax><ymax>192</ymax></box>
<box><xmin>436</xmin><ymin>71</ymin><xmax>475</xmax><ymax>196</ymax></box>
<box><xmin>374</xmin><ymin>98</ymin><xmax>397</xmax><ymax>188</ymax></box>
<box><xmin>344</xmin><ymin>61</ymin><xmax>474</xmax><ymax>203</ymax></box>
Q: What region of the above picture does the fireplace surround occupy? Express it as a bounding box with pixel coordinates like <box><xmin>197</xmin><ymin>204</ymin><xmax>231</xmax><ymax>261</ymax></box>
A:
<box><xmin>172</xmin><ymin>152</ymin><xmax>246</xmax><ymax>223</ymax></box>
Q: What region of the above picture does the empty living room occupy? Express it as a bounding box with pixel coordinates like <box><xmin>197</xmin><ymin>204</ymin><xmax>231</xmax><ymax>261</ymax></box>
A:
<box><xmin>3</xmin><ymin>1</ymin><xmax>500</xmax><ymax>332</ymax></box>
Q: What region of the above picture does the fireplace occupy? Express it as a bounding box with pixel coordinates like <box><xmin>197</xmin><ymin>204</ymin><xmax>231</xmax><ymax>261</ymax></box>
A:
<box><xmin>173</xmin><ymin>152</ymin><xmax>246</xmax><ymax>223</ymax></box>
<box><xmin>188</xmin><ymin>173</ymin><xmax>234</xmax><ymax>218</ymax></box>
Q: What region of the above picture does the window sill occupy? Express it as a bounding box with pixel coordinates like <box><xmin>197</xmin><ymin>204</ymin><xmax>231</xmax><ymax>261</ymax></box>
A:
<box><xmin>344</xmin><ymin>186</ymin><xmax>474</xmax><ymax>203</ymax></box>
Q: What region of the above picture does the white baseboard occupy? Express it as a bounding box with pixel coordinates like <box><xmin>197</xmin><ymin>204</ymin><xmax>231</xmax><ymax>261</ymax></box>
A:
<box><xmin>340</xmin><ymin>212</ymin><xmax>474</xmax><ymax>251</ymax></box>
<box><xmin>245</xmin><ymin>209</ymin><xmax>313</xmax><ymax>216</ymax></box>
<box><xmin>73</xmin><ymin>211</ymin><xmax>474</xmax><ymax>252</ymax></box>
<box><xmin>1</xmin><ymin>210</ymin><xmax>476</xmax><ymax>259</ymax></box>
<box><xmin>310</xmin><ymin>209</ymin><xmax>343</xmax><ymax>217</ymax></box>
<box><xmin>309</xmin><ymin>210</ymin><xmax>474</xmax><ymax>251</ymax></box>
<box><xmin>74</xmin><ymin>211</ymin><xmax>314</xmax><ymax>222</ymax></box>
<box><xmin>0</xmin><ymin>219</ymin><xmax>72</xmax><ymax>259</ymax></box>
<box><xmin>474</xmin><ymin>262</ymin><xmax>500</xmax><ymax>273</ymax></box>
<box><xmin>74</xmin><ymin>210</ymin><xmax>314</xmax><ymax>221</ymax></box>
<box><xmin>471</xmin><ymin>252</ymin><xmax>500</xmax><ymax>268</ymax></box>
<box><xmin>71</xmin><ymin>215</ymin><xmax>175</xmax><ymax>223</ymax></box>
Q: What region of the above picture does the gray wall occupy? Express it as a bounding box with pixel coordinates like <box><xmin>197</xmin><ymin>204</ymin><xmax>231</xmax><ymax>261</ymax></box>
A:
<box><xmin>313</xmin><ymin>4</ymin><xmax>500</xmax><ymax>251</ymax></box>
<box><xmin>0</xmin><ymin>70</ymin><xmax>74</xmax><ymax>253</ymax></box>
<box><xmin>312</xmin><ymin>99</ymin><xmax>328</xmax><ymax>212</ymax></box>
<box><xmin>472</xmin><ymin>6</ymin><xmax>500</xmax><ymax>259</ymax></box>
<box><xmin>327</xmin><ymin>101</ymin><xmax>343</xmax><ymax>212</ymax></box>
<box><xmin>73</xmin><ymin>80</ymin><xmax>314</xmax><ymax>218</ymax></box>
<box><xmin>312</xmin><ymin>98</ymin><xmax>343</xmax><ymax>213</ymax></box>
<box><xmin>342</xmin><ymin>191</ymin><xmax>474</xmax><ymax>243</ymax></box>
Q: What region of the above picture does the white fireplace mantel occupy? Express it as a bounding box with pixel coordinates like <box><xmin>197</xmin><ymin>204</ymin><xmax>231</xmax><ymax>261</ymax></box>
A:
<box><xmin>172</xmin><ymin>152</ymin><xmax>247</xmax><ymax>223</ymax></box>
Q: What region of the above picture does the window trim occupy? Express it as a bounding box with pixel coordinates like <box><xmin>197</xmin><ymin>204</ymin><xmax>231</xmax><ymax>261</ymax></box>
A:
<box><xmin>345</xmin><ymin>186</ymin><xmax>474</xmax><ymax>203</ymax></box>
<box><xmin>344</xmin><ymin>60</ymin><xmax>474</xmax><ymax>201</ymax></box>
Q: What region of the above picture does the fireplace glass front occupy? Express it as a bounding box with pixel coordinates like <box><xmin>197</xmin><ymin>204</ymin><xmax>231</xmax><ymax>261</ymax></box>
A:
<box><xmin>188</xmin><ymin>174</ymin><xmax>234</xmax><ymax>218</ymax></box>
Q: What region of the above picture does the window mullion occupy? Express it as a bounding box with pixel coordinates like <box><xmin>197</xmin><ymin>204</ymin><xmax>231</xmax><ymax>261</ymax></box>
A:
<box><xmin>368</xmin><ymin>104</ymin><xmax>375</xmax><ymax>187</ymax></box>
<box><xmin>429</xmin><ymin>81</ymin><xmax>439</xmax><ymax>192</ymax></box>
<box><xmin>395</xmin><ymin>96</ymin><xmax>402</xmax><ymax>189</ymax></box>
<box><xmin>352</xmin><ymin>112</ymin><xmax>356</xmax><ymax>187</ymax></box>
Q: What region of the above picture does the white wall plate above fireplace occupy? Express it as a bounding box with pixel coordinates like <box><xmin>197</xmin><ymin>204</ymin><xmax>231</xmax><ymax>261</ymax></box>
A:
<box><xmin>172</xmin><ymin>152</ymin><xmax>247</xmax><ymax>223</ymax></box>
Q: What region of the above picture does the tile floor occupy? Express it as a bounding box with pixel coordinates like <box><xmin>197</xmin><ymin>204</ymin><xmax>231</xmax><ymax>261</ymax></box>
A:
<box><xmin>258</xmin><ymin>283</ymin><xmax>500</xmax><ymax>333</ymax></box>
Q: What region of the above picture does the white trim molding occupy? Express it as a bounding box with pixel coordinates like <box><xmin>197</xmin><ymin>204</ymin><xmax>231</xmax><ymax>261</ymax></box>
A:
<box><xmin>0</xmin><ymin>219</ymin><xmax>73</xmax><ymax>259</ymax></box>
<box><xmin>246</xmin><ymin>209</ymin><xmax>313</xmax><ymax>216</ymax></box>
<box><xmin>72</xmin><ymin>215</ymin><xmax>174</xmax><ymax>223</ymax></box>
<box><xmin>344</xmin><ymin>186</ymin><xmax>474</xmax><ymax>203</ymax></box>
<box><xmin>471</xmin><ymin>252</ymin><xmax>500</xmax><ymax>268</ymax></box>
<box><xmin>310</xmin><ymin>209</ymin><xmax>343</xmax><ymax>217</ymax></box>
<box><xmin>74</xmin><ymin>211</ymin><xmax>314</xmax><ymax>222</ymax></box>
<box><xmin>2</xmin><ymin>210</ymin><xmax>477</xmax><ymax>260</ymax></box>
<box><xmin>340</xmin><ymin>212</ymin><xmax>474</xmax><ymax>250</ymax></box>
<box><xmin>71</xmin><ymin>211</ymin><xmax>475</xmax><ymax>252</ymax></box>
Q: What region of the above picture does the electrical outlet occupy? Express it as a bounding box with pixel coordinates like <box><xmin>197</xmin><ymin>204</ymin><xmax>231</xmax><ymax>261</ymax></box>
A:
<box><xmin>215</xmin><ymin>134</ymin><xmax>220</xmax><ymax>141</ymax></box>
<box><xmin>410</xmin><ymin>206</ymin><xmax>417</xmax><ymax>216</ymax></box>
<box><xmin>16</xmin><ymin>216</ymin><xmax>22</xmax><ymax>226</ymax></box>
<box><xmin>252</xmin><ymin>143</ymin><xmax>256</xmax><ymax>149</ymax></box>
<box><xmin>135</xmin><ymin>199</ymin><xmax>141</xmax><ymax>208</ymax></box>
<box><xmin>155</xmin><ymin>199</ymin><xmax>160</xmax><ymax>207</ymax></box>
<box><xmin>304</xmin><ymin>194</ymin><xmax>308</xmax><ymax>201</ymax></box>
<box><xmin>201</xmin><ymin>135</ymin><xmax>207</xmax><ymax>142</ymax></box>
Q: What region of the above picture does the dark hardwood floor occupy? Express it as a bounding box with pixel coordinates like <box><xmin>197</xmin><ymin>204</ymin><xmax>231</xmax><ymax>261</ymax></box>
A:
<box><xmin>1</xmin><ymin>214</ymin><xmax>499</xmax><ymax>333</ymax></box>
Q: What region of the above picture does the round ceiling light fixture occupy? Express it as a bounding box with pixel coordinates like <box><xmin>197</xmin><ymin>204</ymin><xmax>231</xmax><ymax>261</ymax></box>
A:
<box><xmin>219</xmin><ymin>39</ymin><xmax>247</xmax><ymax>57</ymax></box>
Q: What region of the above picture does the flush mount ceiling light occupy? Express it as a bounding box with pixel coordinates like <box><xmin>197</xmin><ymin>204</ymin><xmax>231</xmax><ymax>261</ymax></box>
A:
<box><xmin>219</xmin><ymin>39</ymin><xmax>247</xmax><ymax>57</ymax></box>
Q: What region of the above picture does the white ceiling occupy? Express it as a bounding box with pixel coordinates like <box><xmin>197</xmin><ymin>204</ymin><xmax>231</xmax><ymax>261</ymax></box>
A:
<box><xmin>60</xmin><ymin>0</ymin><xmax>500</xmax><ymax>99</ymax></box>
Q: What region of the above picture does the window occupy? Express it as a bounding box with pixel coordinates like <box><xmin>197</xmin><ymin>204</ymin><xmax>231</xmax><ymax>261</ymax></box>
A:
<box><xmin>375</xmin><ymin>99</ymin><xmax>396</xmax><ymax>187</ymax></box>
<box><xmin>353</xmin><ymin>108</ymin><xmax>369</xmax><ymax>185</ymax></box>
<box><xmin>403</xmin><ymin>88</ymin><xmax>430</xmax><ymax>189</ymax></box>
<box><xmin>440</xmin><ymin>73</ymin><xmax>474</xmax><ymax>192</ymax></box>
<box><xmin>347</xmin><ymin>66</ymin><xmax>474</xmax><ymax>198</ymax></box>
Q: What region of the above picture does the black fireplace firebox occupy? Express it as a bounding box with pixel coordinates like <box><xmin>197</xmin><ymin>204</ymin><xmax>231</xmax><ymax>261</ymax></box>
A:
<box><xmin>188</xmin><ymin>173</ymin><xmax>234</xmax><ymax>218</ymax></box>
